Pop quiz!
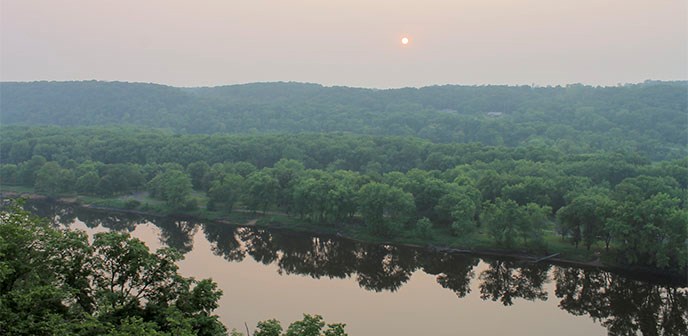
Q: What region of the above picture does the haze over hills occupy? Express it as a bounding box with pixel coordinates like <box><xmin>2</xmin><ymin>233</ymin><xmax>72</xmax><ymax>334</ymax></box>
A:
<box><xmin>2</xmin><ymin>1</ymin><xmax>687</xmax><ymax>335</ymax></box>
<box><xmin>1</xmin><ymin>80</ymin><xmax>686</xmax><ymax>160</ymax></box>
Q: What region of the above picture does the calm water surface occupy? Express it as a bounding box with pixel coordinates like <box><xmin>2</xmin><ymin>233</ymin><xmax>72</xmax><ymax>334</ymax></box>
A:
<box><xmin>29</xmin><ymin>202</ymin><xmax>688</xmax><ymax>336</ymax></box>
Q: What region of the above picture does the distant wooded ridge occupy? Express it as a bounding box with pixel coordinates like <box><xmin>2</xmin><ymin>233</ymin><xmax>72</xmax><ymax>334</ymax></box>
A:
<box><xmin>1</xmin><ymin>80</ymin><xmax>686</xmax><ymax>160</ymax></box>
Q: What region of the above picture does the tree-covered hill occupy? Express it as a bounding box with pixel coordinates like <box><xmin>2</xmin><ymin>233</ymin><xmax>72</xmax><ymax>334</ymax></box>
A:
<box><xmin>1</xmin><ymin>80</ymin><xmax>686</xmax><ymax>160</ymax></box>
<box><xmin>0</xmin><ymin>81</ymin><xmax>208</xmax><ymax>129</ymax></box>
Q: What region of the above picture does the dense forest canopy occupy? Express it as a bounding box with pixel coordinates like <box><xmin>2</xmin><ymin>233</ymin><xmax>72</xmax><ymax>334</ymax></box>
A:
<box><xmin>1</xmin><ymin>127</ymin><xmax>686</xmax><ymax>272</ymax></box>
<box><xmin>1</xmin><ymin>80</ymin><xmax>686</xmax><ymax>160</ymax></box>
<box><xmin>0</xmin><ymin>80</ymin><xmax>686</xmax><ymax>272</ymax></box>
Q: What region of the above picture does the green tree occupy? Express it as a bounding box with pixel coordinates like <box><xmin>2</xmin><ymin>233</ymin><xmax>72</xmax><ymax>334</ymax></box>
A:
<box><xmin>0</xmin><ymin>201</ymin><xmax>226</xmax><ymax>335</ymax></box>
<box><xmin>243</xmin><ymin>171</ymin><xmax>278</xmax><ymax>213</ymax></box>
<box><xmin>76</xmin><ymin>171</ymin><xmax>101</xmax><ymax>194</ymax></box>
<box><xmin>187</xmin><ymin>161</ymin><xmax>210</xmax><ymax>190</ymax></box>
<box><xmin>292</xmin><ymin>171</ymin><xmax>333</xmax><ymax>222</ymax></box>
<box><xmin>8</xmin><ymin>140</ymin><xmax>32</xmax><ymax>163</ymax></box>
<box><xmin>611</xmin><ymin>193</ymin><xmax>687</xmax><ymax>269</ymax></box>
<box><xmin>476</xmin><ymin>170</ymin><xmax>505</xmax><ymax>203</ymax></box>
<box><xmin>0</xmin><ymin>164</ymin><xmax>18</xmax><ymax>185</ymax></box>
<box><xmin>285</xmin><ymin>314</ymin><xmax>347</xmax><ymax>336</ymax></box>
<box><xmin>207</xmin><ymin>174</ymin><xmax>243</xmax><ymax>212</ymax></box>
<box><xmin>242</xmin><ymin>315</ymin><xmax>347</xmax><ymax>336</ymax></box>
<box><xmin>34</xmin><ymin>161</ymin><xmax>75</xmax><ymax>196</ymax></box>
<box><xmin>148</xmin><ymin>170</ymin><xmax>196</xmax><ymax>210</ymax></box>
<box><xmin>414</xmin><ymin>217</ymin><xmax>434</xmax><ymax>239</ymax></box>
<box><xmin>17</xmin><ymin>155</ymin><xmax>46</xmax><ymax>186</ymax></box>
<box><xmin>519</xmin><ymin>203</ymin><xmax>550</xmax><ymax>247</ymax></box>
<box><xmin>557</xmin><ymin>193</ymin><xmax>614</xmax><ymax>250</ymax></box>
<box><xmin>357</xmin><ymin>182</ymin><xmax>415</xmax><ymax>237</ymax></box>
<box><xmin>254</xmin><ymin>319</ymin><xmax>283</xmax><ymax>336</ymax></box>
<box><xmin>93</xmin><ymin>164</ymin><xmax>145</xmax><ymax>196</ymax></box>
<box><xmin>481</xmin><ymin>199</ymin><xmax>549</xmax><ymax>248</ymax></box>
<box><xmin>401</xmin><ymin>169</ymin><xmax>450</xmax><ymax>221</ymax></box>
<box><xmin>436</xmin><ymin>189</ymin><xmax>478</xmax><ymax>236</ymax></box>
<box><xmin>271</xmin><ymin>159</ymin><xmax>305</xmax><ymax>211</ymax></box>
<box><xmin>325</xmin><ymin>170</ymin><xmax>363</xmax><ymax>223</ymax></box>
<box><xmin>502</xmin><ymin>177</ymin><xmax>554</xmax><ymax>207</ymax></box>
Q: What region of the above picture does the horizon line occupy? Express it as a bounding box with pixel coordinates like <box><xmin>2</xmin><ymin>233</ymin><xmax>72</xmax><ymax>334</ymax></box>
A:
<box><xmin>1</xmin><ymin>78</ymin><xmax>687</xmax><ymax>90</ymax></box>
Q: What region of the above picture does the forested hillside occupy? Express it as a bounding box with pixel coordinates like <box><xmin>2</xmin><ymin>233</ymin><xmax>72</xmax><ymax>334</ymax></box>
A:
<box><xmin>1</xmin><ymin>81</ymin><xmax>687</xmax><ymax>272</ymax></box>
<box><xmin>1</xmin><ymin>81</ymin><xmax>686</xmax><ymax>160</ymax></box>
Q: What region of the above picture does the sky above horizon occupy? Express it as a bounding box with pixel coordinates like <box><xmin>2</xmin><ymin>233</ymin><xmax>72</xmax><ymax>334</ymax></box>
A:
<box><xmin>1</xmin><ymin>0</ymin><xmax>686</xmax><ymax>88</ymax></box>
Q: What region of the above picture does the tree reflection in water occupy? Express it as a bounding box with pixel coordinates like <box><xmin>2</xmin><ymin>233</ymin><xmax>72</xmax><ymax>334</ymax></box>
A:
<box><xmin>26</xmin><ymin>199</ymin><xmax>145</xmax><ymax>231</ymax></box>
<box><xmin>153</xmin><ymin>217</ymin><xmax>198</xmax><ymax>254</ymax></box>
<box><xmin>271</xmin><ymin>233</ymin><xmax>357</xmax><ymax>280</ymax></box>
<box><xmin>555</xmin><ymin>268</ymin><xmax>687</xmax><ymax>336</ymax></box>
<box><xmin>478</xmin><ymin>260</ymin><xmax>550</xmax><ymax>306</ymax></box>
<box><xmin>354</xmin><ymin>244</ymin><xmax>417</xmax><ymax>292</ymax></box>
<box><xmin>30</xmin><ymin>202</ymin><xmax>688</xmax><ymax>336</ymax></box>
<box><xmin>203</xmin><ymin>221</ymin><xmax>245</xmax><ymax>262</ymax></box>
<box><xmin>239</xmin><ymin>227</ymin><xmax>280</xmax><ymax>265</ymax></box>
<box><xmin>421</xmin><ymin>252</ymin><xmax>478</xmax><ymax>298</ymax></box>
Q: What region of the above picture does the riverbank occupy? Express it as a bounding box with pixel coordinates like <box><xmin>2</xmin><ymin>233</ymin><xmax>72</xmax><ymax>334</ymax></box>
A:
<box><xmin>2</xmin><ymin>188</ymin><xmax>685</xmax><ymax>283</ymax></box>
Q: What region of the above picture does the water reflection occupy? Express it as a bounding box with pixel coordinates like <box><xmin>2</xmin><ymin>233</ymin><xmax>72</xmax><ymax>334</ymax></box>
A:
<box><xmin>204</xmin><ymin>223</ymin><xmax>246</xmax><ymax>262</ymax></box>
<box><xmin>554</xmin><ymin>268</ymin><xmax>688</xmax><ymax>336</ymax></box>
<box><xmin>421</xmin><ymin>252</ymin><xmax>478</xmax><ymax>298</ymax></box>
<box><xmin>155</xmin><ymin>218</ymin><xmax>198</xmax><ymax>254</ymax></box>
<box><xmin>479</xmin><ymin>260</ymin><xmax>550</xmax><ymax>306</ymax></box>
<box><xmin>24</xmin><ymin>201</ymin><xmax>688</xmax><ymax>336</ymax></box>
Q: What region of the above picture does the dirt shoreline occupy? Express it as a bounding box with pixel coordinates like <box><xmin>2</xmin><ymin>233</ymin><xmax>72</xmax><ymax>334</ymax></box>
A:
<box><xmin>3</xmin><ymin>191</ymin><xmax>685</xmax><ymax>284</ymax></box>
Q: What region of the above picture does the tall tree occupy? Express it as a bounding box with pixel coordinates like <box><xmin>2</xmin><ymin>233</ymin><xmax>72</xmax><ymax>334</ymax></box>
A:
<box><xmin>147</xmin><ymin>169</ymin><xmax>195</xmax><ymax>210</ymax></box>
<box><xmin>0</xmin><ymin>201</ymin><xmax>226</xmax><ymax>335</ymax></box>
<box><xmin>357</xmin><ymin>182</ymin><xmax>415</xmax><ymax>237</ymax></box>
<box><xmin>243</xmin><ymin>171</ymin><xmax>278</xmax><ymax>213</ymax></box>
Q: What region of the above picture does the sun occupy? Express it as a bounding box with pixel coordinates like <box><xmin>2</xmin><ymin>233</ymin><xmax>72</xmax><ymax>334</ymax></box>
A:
<box><xmin>401</xmin><ymin>37</ymin><xmax>409</xmax><ymax>45</ymax></box>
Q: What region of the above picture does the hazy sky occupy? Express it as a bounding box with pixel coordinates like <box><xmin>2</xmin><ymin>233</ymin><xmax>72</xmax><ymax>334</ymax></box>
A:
<box><xmin>1</xmin><ymin>0</ymin><xmax>686</xmax><ymax>88</ymax></box>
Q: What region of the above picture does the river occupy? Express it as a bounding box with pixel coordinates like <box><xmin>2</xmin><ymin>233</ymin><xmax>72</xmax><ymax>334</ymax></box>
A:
<box><xmin>26</xmin><ymin>201</ymin><xmax>688</xmax><ymax>336</ymax></box>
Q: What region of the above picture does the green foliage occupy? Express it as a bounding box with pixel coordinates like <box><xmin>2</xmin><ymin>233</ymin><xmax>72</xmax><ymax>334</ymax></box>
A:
<box><xmin>0</xmin><ymin>164</ymin><xmax>19</xmax><ymax>185</ymax></box>
<box><xmin>254</xmin><ymin>319</ymin><xmax>283</xmax><ymax>336</ymax></box>
<box><xmin>284</xmin><ymin>314</ymin><xmax>325</xmax><ymax>336</ymax></box>
<box><xmin>34</xmin><ymin>161</ymin><xmax>76</xmax><ymax>195</ymax></box>
<box><xmin>285</xmin><ymin>314</ymin><xmax>347</xmax><ymax>336</ymax></box>
<box><xmin>148</xmin><ymin>169</ymin><xmax>196</xmax><ymax>211</ymax></box>
<box><xmin>187</xmin><ymin>161</ymin><xmax>211</xmax><ymax>190</ymax></box>
<box><xmin>76</xmin><ymin>171</ymin><xmax>101</xmax><ymax>194</ymax></box>
<box><xmin>450</xmin><ymin>219</ymin><xmax>476</xmax><ymax>238</ymax></box>
<box><xmin>0</xmin><ymin>119</ymin><xmax>686</xmax><ymax>271</ymax></box>
<box><xmin>325</xmin><ymin>170</ymin><xmax>363</xmax><ymax>223</ymax></box>
<box><xmin>556</xmin><ymin>193</ymin><xmax>615</xmax><ymax>250</ymax></box>
<box><xmin>611</xmin><ymin>193</ymin><xmax>687</xmax><ymax>268</ymax></box>
<box><xmin>2</xmin><ymin>81</ymin><xmax>686</xmax><ymax>160</ymax></box>
<box><xmin>17</xmin><ymin>155</ymin><xmax>47</xmax><ymax>186</ymax></box>
<box><xmin>234</xmin><ymin>315</ymin><xmax>347</xmax><ymax>336</ymax></box>
<box><xmin>271</xmin><ymin>159</ymin><xmax>305</xmax><ymax>210</ymax></box>
<box><xmin>292</xmin><ymin>171</ymin><xmax>334</xmax><ymax>222</ymax></box>
<box><xmin>358</xmin><ymin>182</ymin><xmax>415</xmax><ymax>237</ymax></box>
<box><xmin>208</xmin><ymin>174</ymin><xmax>243</xmax><ymax>212</ymax></box>
<box><xmin>414</xmin><ymin>217</ymin><xmax>434</xmax><ymax>239</ymax></box>
<box><xmin>481</xmin><ymin>199</ymin><xmax>550</xmax><ymax>248</ymax></box>
<box><xmin>8</xmin><ymin>79</ymin><xmax>686</xmax><ymax>334</ymax></box>
<box><xmin>95</xmin><ymin>164</ymin><xmax>146</xmax><ymax>196</ymax></box>
<box><xmin>243</xmin><ymin>171</ymin><xmax>278</xmax><ymax>213</ymax></box>
<box><xmin>0</xmin><ymin>201</ymin><xmax>226</xmax><ymax>335</ymax></box>
<box><xmin>436</xmin><ymin>188</ymin><xmax>478</xmax><ymax>236</ymax></box>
